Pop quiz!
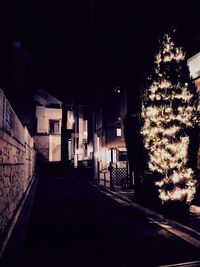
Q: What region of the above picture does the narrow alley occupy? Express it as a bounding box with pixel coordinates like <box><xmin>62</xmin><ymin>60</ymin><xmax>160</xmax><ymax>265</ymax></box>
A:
<box><xmin>1</xmin><ymin>2</ymin><xmax>200</xmax><ymax>267</ymax></box>
<box><xmin>1</xmin><ymin>165</ymin><xmax>200</xmax><ymax>267</ymax></box>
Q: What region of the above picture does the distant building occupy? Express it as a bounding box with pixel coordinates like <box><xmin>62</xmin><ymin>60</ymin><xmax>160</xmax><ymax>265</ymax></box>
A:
<box><xmin>34</xmin><ymin>90</ymin><xmax>62</xmax><ymax>161</ymax></box>
<box><xmin>0</xmin><ymin>40</ymin><xmax>35</xmax><ymax>130</ymax></box>
<box><xmin>33</xmin><ymin>89</ymin><xmax>89</xmax><ymax>165</ymax></box>
<box><xmin>94</xmin><ymin>86</ymin><xmax>127</xmax><ymax>171</ymax></box>
<box><xmin>72</xmin><ymin>105</ymin><xmax>89</xmax><ymax>167</ymax></box>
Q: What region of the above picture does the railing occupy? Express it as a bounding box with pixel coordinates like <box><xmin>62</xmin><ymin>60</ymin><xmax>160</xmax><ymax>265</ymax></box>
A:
<box><xmin>0</xmin><ymin>89</ymin><xmax>25</xmax><ymax>145</ymax></box>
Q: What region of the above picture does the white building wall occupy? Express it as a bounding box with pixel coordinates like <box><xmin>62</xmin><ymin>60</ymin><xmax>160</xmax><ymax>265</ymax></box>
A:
<box><xmin>36</xmin><ymin>106</ymin><xmax>62</xmax><ymax>134</ymax></box>
<box><xmin>36</xmin><ymin>106</ymin><xmax>46</xmax><ymax>133</ymax></box>
<box><xmin>35</xmin><ymin>106</ymin><xmax>62</xmax><ymax>161</ymax></box>
<box><xmin>83</xmin><ymin>120</ymin><xmax>88</xmax><ymax>140</ymax></box>
<box><xmin>67</xmin><ymin>110</ymin><xmax>74</xmax><ymax>130</ymax></box>
<box><xmin>188</xmin><ymin>53</ymin><xmax>200</xmax><ymax>170</ymax></box>
<box><xmin>77</xmin><ymin>117</ymin><xmax>88</xmax><ymax>161</ymax></box>
<box><xmin>78</xmin><ymin>115</ymin><xmax>84</xmax><ymax>160</ymax></box>
<box><xmin>187</xmin><ymin>52</ymin><xmax>200</xmax><ymax>79</ymax></box>
<box><xmin>35</xmin><ymin>103</ymin><xmax>89</xmax><ymax>164</ymax></box>
<box><xmin>49</xmin><ymin>135</ymin><xmax>61</xmax><ymax>161</ymax></box>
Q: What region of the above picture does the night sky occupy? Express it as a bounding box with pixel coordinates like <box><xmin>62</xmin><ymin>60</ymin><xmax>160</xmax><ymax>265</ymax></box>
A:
<box><xmin>0</xmin><ymin>1</ymin><xmax>200</xmax><ymax>104</ymax></box>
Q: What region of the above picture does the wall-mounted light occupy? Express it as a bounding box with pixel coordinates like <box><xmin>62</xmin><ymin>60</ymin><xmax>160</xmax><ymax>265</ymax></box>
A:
<box><xmin>69</xmin><ymin>115</ymin><xmax>75</xmax><ymax>124</ymax></box>
<box><xmin>116</xmin><ymin>128</ymin><xmax>122</xmax><ymax>136</ymax></box>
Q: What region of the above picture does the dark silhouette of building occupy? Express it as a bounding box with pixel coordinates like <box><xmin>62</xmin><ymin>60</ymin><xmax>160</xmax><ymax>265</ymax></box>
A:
<box><xmin>0</xmin><ymin>39</ymin><xmax>35</xmax><ymax>132</ymax></box>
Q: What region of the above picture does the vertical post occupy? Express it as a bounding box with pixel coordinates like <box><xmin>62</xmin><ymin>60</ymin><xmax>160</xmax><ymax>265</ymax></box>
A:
<box><xmin>110</xmin><ymin>170</ymin><xmax>114</xmax><ymax>190</ymax></box>
<box><xmin>110</xmin><ymin>148</ymin><xmax>113</xmax><ymax>163</ymax></box>
<box><xmin>97</xmin><ymin>160</ymin><xmax>100</xmax><ymax>184</ymax></box>
<box><xmin>109</xmin><ymin>165</ymin><xmax>114</xmax><ymax>190</ymax></box>
<box><xmin>126</xmin><ymin>161</ymin><xmax>128</xmax><ymax>188</ymax></box>
<box><xmin>127</xmin><ymin>161</ymin><xmax>133</xmax><ymax>188</ymax></box>
<box><xmin>93</xmin><ymin>132</ymin><xmax>98</xmax><ymax>180</ymax></box>
<box><xmin>61</xmin><ymin>104</ymin><xmax>69</xmax><ymax>166</ymax></box>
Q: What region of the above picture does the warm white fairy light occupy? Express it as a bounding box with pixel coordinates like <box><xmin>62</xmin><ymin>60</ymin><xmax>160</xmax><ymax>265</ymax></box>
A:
<box><xmin>141</xmin><ymin>33</ymin><xmax>198</xmax><ymax>203</ymax></box>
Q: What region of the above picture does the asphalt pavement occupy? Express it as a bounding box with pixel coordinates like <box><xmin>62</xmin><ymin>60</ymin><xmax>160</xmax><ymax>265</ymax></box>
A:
<box><xmin>1</xmin><ymin>167</ymin><xmax>200</xmax><ymax>267</ymax></box>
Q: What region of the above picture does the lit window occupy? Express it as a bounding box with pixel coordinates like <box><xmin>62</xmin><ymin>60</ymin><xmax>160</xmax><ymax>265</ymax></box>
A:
<box><xmin>83</xmin><ymin>131</ymin><xmax>88</xmax><ymax>138</ymax></box>
<box><xmin>116</xmin><ymin>128</ymin><xmax>121</xmax><ymax>136</ymax></box>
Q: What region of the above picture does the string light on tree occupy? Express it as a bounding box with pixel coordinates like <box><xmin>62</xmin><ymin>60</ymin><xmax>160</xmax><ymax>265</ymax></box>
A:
<box><xmin>141</xmin><ymin>31</ymin><xmax>199</xmax><ymax>204</ymax></box>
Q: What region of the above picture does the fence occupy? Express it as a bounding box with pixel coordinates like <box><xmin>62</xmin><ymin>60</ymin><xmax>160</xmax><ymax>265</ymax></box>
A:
<box><xmin>99</xmin><ymin>162</ymin><xmax>130</xmax><ymax>190</ymax></box>
<box><xmin>0</xmin><ymin>89</ymin><xmax>25</xmax><ymax>145</ymax></box>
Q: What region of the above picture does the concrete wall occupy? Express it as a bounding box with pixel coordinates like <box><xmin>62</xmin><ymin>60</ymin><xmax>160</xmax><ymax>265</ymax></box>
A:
<box><xmin>49</xmin><ymin>135</ymin><xmax>61</xmax><ymax>161</ymax></box>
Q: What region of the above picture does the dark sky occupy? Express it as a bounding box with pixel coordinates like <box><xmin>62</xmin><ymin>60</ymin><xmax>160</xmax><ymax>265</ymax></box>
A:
<box><xmin>1</xmin><ymin>1</ymin><xmax>200</xmax><ymax>104</ymax></box>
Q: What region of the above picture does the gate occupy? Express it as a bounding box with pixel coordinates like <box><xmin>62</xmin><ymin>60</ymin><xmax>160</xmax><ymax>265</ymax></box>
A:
<box><xmin>110</xmin><ymin>165</ymin><xmax>129</xmax><ymax>190</ymax></box>
<box><xmin>98</xmin><ymin>162</ymin><xmax>130</xmax><ymax>190</ymax></box>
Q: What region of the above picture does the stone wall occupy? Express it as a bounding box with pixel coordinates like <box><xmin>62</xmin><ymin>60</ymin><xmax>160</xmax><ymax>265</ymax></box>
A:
<box><xmin>0</xmin><ymin>131</ymin><xmax>35</xmax><ymax>238</ymax></box>
<box><xmin>0</xmin><ymin>89</ymin><xmax>35</xmax><ymax>243</ymax></box>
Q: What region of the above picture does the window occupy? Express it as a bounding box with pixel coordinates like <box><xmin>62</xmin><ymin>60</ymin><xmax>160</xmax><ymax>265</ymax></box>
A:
<box><xmin>119</xmin><ymin>151</ymin><xmax>127</xmax><ymax>161</ymax></box>
<box><xmin>116</xmin><ymin>128</ymin><xmax>121</xmax><ymax>136</ymax></box>
<box><xmin>49</xmin><ymin>120</ymin><xmax>60</xmax><ymax>134</ymax></box>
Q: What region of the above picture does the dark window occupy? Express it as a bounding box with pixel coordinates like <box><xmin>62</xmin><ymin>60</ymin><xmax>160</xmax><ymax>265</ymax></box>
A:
<box><xmin>119</xmin><ymin>151</ymin><xmax>127</xmax><ymax>161</ymax></box>
<box><xmin>49</xmin><ymin>120</ymin><xmax>59</xmax><ymax>134</ymax></box>
<box><xmin>84</xmin><ymin>143</ymin><xmax>87</xmax><ymax>157</ymax></box>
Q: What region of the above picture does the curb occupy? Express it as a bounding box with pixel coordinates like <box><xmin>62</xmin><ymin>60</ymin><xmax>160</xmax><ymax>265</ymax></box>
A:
<box><xmin>92</xmin><ymin>183</ymin><xmax>200</xmax><ymax>246</ymax></box>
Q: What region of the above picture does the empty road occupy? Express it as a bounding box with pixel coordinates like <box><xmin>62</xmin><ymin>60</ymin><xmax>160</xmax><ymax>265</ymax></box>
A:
<box><xmin>1</xmin><ymin>166</ymin><xmax>200</xmax><ymax>267</ymax></box>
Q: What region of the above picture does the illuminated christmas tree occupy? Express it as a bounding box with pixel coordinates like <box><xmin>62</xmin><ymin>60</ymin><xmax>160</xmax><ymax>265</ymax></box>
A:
<box><xmin>141</xmin><ymin>31</ymin><xmax>199</xmax><ymax>204</ymax></box>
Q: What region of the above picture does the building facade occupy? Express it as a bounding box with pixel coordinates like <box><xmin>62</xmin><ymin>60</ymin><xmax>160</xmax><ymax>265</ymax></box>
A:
<box><xmin>187</xmin><ymin>53</ymin><xmax>200</xmax><ymax>170</ymax></box>
<box><xmin>33</xmin><ymin>90</ymin><xmax>89</xmax><ymax>166</ymax></box>
<box><xmin>94</xmin><ymin>86</ymin><xmax>128</xmax><ymax>172</ymax></box>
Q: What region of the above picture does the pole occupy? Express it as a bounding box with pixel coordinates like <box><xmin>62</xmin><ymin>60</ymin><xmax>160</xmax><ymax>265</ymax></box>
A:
<box><xmin>97</xmin><ymin>160</ymin><xmax>100</xmax><ymax>183</ymax></box>
<box><xmin>61</xmin><ymin>103</ymin><xmax>69</xmax><ymax>166</ymax></box>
